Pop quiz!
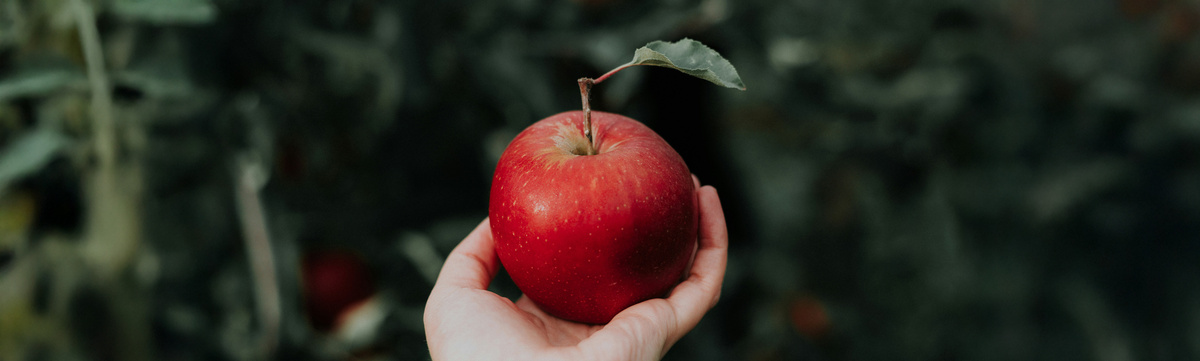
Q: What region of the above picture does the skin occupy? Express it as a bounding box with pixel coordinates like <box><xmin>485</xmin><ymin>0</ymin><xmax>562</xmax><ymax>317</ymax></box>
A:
<box><xmin>424</xmin><ymin>177</ymin><xmax>727</xmax><ymax>361</ymax></box>
<box><xmin>489</xmin><ymin>111</ymin><xmax>697</xmax><ymax>324</ymax></box>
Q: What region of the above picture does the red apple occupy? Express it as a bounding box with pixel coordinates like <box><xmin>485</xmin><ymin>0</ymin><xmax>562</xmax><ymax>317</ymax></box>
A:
<box><xmin>489</xmin><ymin>110</ymin><xmax>698</xmax><ymax>324</ymax></box>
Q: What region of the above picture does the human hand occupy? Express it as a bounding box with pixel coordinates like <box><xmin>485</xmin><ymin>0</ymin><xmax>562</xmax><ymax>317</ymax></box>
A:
<box><xmin>424</xmin><ymin>176</ymin><xmax>728</xmax><ymax>361</ymax></box>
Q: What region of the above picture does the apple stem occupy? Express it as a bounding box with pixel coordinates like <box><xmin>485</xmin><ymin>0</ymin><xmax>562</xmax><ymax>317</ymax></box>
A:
<box><xmin>593</xmin><ymin>63</ymin><xmax>635</xmax><ymax>85</ymax></box>
<box><xmin>577</xmin><ymin>77</ymin><xmax>597</xmax><ymax>156</ymax></box>
<box><xmin>575</xmin><ymin>63</ymin><xmax>639</xmax><ymax>156</ymax></box>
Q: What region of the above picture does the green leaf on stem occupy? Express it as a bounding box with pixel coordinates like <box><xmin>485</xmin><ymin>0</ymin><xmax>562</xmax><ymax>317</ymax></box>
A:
<box><xmin>621</xmin><ymin>38</ymin><xmax>745</xmax><ymax>90</ymax></box>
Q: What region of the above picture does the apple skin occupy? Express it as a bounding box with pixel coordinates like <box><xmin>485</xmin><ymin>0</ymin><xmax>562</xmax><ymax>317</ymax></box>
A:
<box><xmin>490</xmin><ymin>110</ymin><xmax>697</xmax><ymax>324</ymax></box>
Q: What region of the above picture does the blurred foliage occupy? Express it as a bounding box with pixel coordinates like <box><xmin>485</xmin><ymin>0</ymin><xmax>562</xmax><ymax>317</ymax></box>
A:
<box><xmin>2</xmin><ymin>0</ymin><xmax>1200</xmax><ymax>360</ymax></box>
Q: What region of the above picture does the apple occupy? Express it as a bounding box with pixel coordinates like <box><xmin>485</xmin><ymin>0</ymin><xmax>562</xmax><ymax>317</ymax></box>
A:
<box><xmin>487</xmin><ymin>38</ymin><xmax>743</xmax><ymax>323</ymax></box>
<box><xmin>301</xmin><ymin>250</ymin><xmax>377</xmax><ymax>332</ymax></box>
<box><xmin>489</xmin><ymin>110</ymin><xmax>698</xmax><ymax>324</ymax></box>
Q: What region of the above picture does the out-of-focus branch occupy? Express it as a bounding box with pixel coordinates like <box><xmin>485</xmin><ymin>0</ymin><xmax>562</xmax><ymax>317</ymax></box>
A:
<box><xmin>233</xmin><ymin>155</ymin><xmax>280</xmax><ymax>357</ymax></box>
<box><xmin>71</xmin><ymin>3</ymin><xmax>150</xmax><ymax>361</ymax></box>
<box><xmin>70</xmin><ymin>0</ymin><xmax>116</xmax><ymax>168</ymax></box>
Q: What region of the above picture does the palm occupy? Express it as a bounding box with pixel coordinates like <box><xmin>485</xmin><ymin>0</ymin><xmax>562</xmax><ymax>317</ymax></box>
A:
<box><xmin>456</xmin><ymin>289</ymin><xmax>602</xmax><ymax>347</ymax></box>
<box><xmin>511</xmin><ymin>296</ymin><xmax>602</xmax><ymax>345</ymax></box>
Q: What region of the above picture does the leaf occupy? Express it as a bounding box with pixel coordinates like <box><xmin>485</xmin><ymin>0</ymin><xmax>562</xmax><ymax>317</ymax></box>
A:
<box><xmin>0</xmin><ymin>128</ymin><xmax>70</xmax><ymax>195</ymax></box>
<box><xmin>0</xmin><ymin>70</ymin><xmax>77</xmax><ymax>102</ymax></box>
<box><xmin>112</xmin><ymin>0</ymin><xmax>217</xmax><ymax>25</ymax></box>
<box><xmin>624</xmin><ymin>38</ymin><xmax>746</xmax><ymax>90</ymax></box>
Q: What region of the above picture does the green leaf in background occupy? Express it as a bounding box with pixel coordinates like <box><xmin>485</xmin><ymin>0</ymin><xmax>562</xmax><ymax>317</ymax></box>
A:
<box><xmin>622</xmin><ymin>38</ymin><xmax>746</xmax><ymax>90</ymax></box>
<box><xmin>112</xmin><ymin>0</ymin><xmax>217</xmax><ymax>25</ymax></box>
<box><xmin>0</xmin><ymin>128</ymin><xmax>70</xmax><ymax>196</ymax></box>
<box><xmin>0</xmin><ymin>70</ymin><xmax>77</xmax><ymax>102</ymax></box>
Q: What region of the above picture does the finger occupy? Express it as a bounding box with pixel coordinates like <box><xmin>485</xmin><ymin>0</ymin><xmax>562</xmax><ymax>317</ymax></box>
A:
<box><xmin>576</xmin><ymin>298</ymin><xmax>672</xmax><ymax>360</ymax></box>
<box><xmin>663</xmin><ymin>185</ymin><xmax>726</xmax><ymax>342</ymax></box>
<box><xmin>431</xmin><ymin>218</ymin><xmax>501</xmax><ymax>291</ymax></box>
<box><xmin>681</xmin><ymin>174</ymin><xmax>702</xmax><ymax>278</ymax></box>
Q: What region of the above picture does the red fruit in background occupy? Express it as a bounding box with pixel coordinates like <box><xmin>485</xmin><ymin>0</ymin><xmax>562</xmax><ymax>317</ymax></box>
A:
<box><xmin>490</xmin><ymin>111</ymin><xmax>697</xmax><ymax>324</ymax></box>
<box><xmin>302</xmin><ymin>250</ymin><xmax>376</xmax><ymax>332</ymax></box>
<box><xmin>790</xmin><ymin>296</ymin><xmax>831</xmax><ymax>340</ymax></box>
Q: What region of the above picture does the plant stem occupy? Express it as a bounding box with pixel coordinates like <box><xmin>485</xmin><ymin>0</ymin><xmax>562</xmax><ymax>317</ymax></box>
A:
<box><xmin>72</xmin><ymin>0</ymin><xmax>115</xmax><ymax>168</ymax></box>
<box><xmin>593</xmin><ymin>63</ymin><xmax>635</xmax><ymax>85</ymax></box>
<box><xmin>234</xmin><ymin>156</ymin><xmax>280</xmax><ymax>357</ymax></box>
<box><xmin>577</xmin><ymin>77</ymin><xmax>597</xmax><ymax>155</ymax></box>
<box><xmin>576</xmin><ymin>62</ymin><xmax>640</xmax><ymax>155</ymax></box>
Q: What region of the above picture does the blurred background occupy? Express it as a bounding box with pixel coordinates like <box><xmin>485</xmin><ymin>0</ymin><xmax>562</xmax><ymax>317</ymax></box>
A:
<box><xmin>2</xmin><ymin>0</ymin><xmax>1200</xmax><ymax>360</ymax></box>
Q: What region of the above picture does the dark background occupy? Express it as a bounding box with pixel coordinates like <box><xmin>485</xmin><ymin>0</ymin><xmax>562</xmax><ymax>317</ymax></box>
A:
<box><xmin>2</xmin><ymin>0</ymin><xmax>1199</xmax><ymax>360</ymax></box>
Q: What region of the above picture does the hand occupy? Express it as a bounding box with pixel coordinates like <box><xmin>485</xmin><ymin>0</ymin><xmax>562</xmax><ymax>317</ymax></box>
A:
<box><xmin>424</xmin><ymin>176</ymin><xmax>728</xmax><ymax>361</ymax></box>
